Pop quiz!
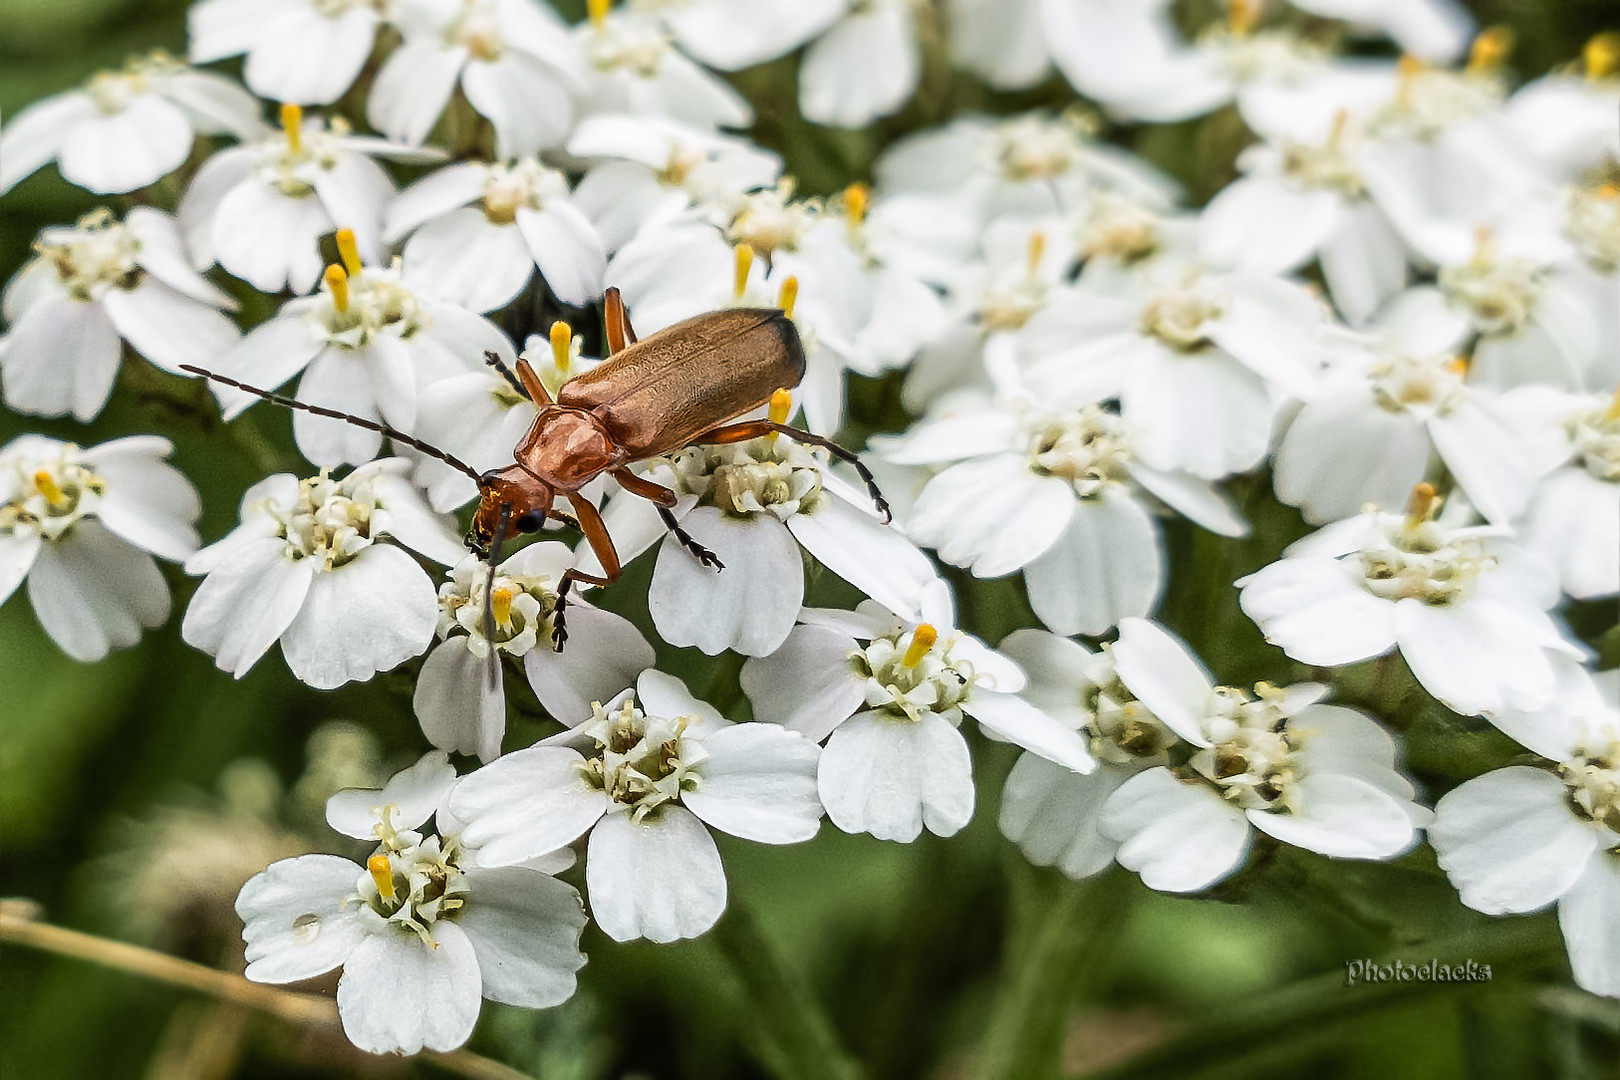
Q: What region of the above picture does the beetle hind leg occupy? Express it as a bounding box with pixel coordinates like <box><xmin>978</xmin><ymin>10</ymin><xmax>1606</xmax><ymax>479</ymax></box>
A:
<box><xmin>696</xmin><ymin>421</ymin><xmax>892</xmax><ymax>523</ymax></box>
<box><xmin>657</xmin><ymin>505</ymin><xmax>724</xmax><ymax>569</ymax></box>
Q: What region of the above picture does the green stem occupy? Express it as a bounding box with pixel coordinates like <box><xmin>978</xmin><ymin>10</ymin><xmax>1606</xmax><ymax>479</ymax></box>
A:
<box><xmin>709</xmin><ymin>900</ymin><xmax>864</xmax><ymax>1080</ymax></box>
<box><xmin>974</xmin><ymin>867</ymin><xmax>1131</xmax><ymax>1080</ymax></box>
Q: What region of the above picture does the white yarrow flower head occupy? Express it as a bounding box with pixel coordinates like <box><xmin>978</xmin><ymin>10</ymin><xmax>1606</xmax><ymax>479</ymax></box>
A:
<box><xmin>190</xmin><ymin>0</ymin><xmax>387</xmax><ymax>105</ymax></box>
<box><xmin>182</xmin><ymin>459</ymin><xmax>465</xmax><ymax>689</ymax></box>
<box><xmin>742</xmin><ymin>582</ymin><xmax>1096</xmax><ymax>844</ymax></box>
<box><xmin>414</xmin><ymin>546</ymin><xmax>655</xmax><ymax>763</ymax></box>
<box><xmin>574</xmin><ymin>0</ymin><xmax>752</xmax><ymax>130</ymax></box>
<box><xmin>1</xmin><ymin>435</ymin><xmax>200</xmax><ymax>662</ymax></box>
<box><xmin>892</xmin><ymin>394</ymin><xmax>1248</xmax><ymax>636</ymax></box>
<box><xmin>1501</xmin><ymin>35</ymin><xmax>1620</xmax><ymax>181</ymax></box>
<box><xmin>998</xmin><ymin>628</ymin><xmax>1185</xmax><ymax>880</ymax></box>
<box><xmin>386</xmin><ymin>157</ymin><xmax>607</xmax><ymax>311</ymax></box>
<box><xmin>180</xmin><ymin>105</ymin><xmax>441</xmax><ymax>295</ymax></box>
<box><xmin>449</xmin><ymin>669</ymin><xmax>824</xmax><ymax>943</ymax></box>
<box><xmin>1097</xmin><ymin>619</ymin><xmax>1430</xmax><ymax>893</ymax></box>
<box><xmin>238</xmin><ymin>752</ymin><xmax>588</xmax><ymax>1055</ymax></box>
<box><xmin>207</xmin><ymin>240</ymin><xmax>517</xmax><ymax>467</ymax></box>
<box><xmin>1429</xmin><ymin>661</ymin><xmax>1620</xmax><ymax>998</ymax></box>
<box><xmin>0</xmin><ymin>50</ymin><xmax>263</xmax><ymax>196</ymax></box>
<box><xmin>1237</xmin><ymin>483</ymin><xmax>1583</xmax><ymax>717</ymax></box>
<box><xmin>2</xmin><ymin>208</ymin><xmax>241</xmax><ymax>422</ymax></box>
<box><xmin>368</xmin><ymin>0</ymin><xmax>586</xmax><ymax>158</ymax></box>
<box><xmin>1273</xmin><ymin>288</ymin><xmax>1535</xmax><ymax>526</ymax></box>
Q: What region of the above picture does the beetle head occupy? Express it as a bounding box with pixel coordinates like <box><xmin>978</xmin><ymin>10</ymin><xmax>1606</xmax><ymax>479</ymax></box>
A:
<box><xmin>468</xmin><ymin>465</ymin><xmax>556</xmax><ymax>553</ymax></box>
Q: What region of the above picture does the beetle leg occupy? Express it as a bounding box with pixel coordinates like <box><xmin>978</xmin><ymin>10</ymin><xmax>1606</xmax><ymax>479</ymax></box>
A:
<box><xmin>513</xmin><ymin>358</ymin><xmax>555</xmax><ymax>405</ymax></box>
<box><xmin>551</xmin><ymin>492</ymin><xmax>621</xmax><ymax>651</ymax></box>
<box><xmin>610</xmin><ymin>467</ymin><xmax>723</xmax><ymax>569</ymax></box>
<box><xmin>695</xmin><ymin>421</ymin><xmax>892</xmax><ymax>523</ymax></box>
<box><xmin>604</xmin><ymin>287</ymin><xmax>638</xmax><ymax>353</ymax></box>
<box><xmin>657</xmin><ymin>505</ymin><xmax>724</xmax><ymax>570</ymax></box>
<box><xmin>482</xmin><ymin>350</ymin><xmax>529</xmax><ymax>400</ymax></box>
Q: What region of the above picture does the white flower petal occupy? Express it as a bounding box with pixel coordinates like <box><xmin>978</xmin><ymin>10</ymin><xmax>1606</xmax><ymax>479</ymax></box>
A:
<box><xmin>586</xmin><ymin>805</ymin><xmax>727</xmax><ymax>944</ymax></box>
<box><xmin>647</xmin><ymin>507</ymin><xmax>803</xmax><ymax>657</ymax></box>
<box><xmin>310</xmin><ymin>153</ymin><xmax>396</xmax><ymax>267</ymax></box>
<box><xmin>245</xmin><ymin>5</ymin><xmax>379</xmax><ymax>105</ymax></box>
<box><xmin>384</xmin><ymin>162</ymin><xmax>489</xmax><ymax>242</ymax></box>
<box><xmin>1248</xmin><ymin>773</ymin><xmax>1417</xmax><ymax>858</ymax></box>
<box><xmin>962</xmin><ymin>690</ymin><xmax>1094</xmax><ymax>774</ymax></box>
<box><xmin>516</xmin><ymin>203</ymin><xmax>607</xmax><ymax>307</ymax></box>
<box><xmin>28</xmin><ymin>522</ymin><xmax>169</xmax><ymax>662</ymax></box>
<box><xmin>126</xmin><ymin>206</ymin><xmax>237</xmax><ymax>307</ymax></box>
<box><xmin>58</xmin><ymin>95</ymin><xmax>192</xmax><ymax>194</ymax></box>
<box><xmin>0</xmin><ymin>530</ymin><xmax>43</xmax><ymax>607</ymax></box>
<box><xmin>787</xmin><ymin>495</ymin><xmax>935</xmax><ymax>623</ymax></box>
<box><xmin>1200</xmin><ymin>177</ymin><xmax>1339</xmax><ymax>277</ymax></box>
<box><xmin>1558</xmin><ymin>853</ymin><xmax>1620</xmax><ymax>999</ymax></box>
<box><xmin>1274</xmin><ymin>390</ymin><xmax>1430</xmax><ymax>524</ymax></box>
<box><xmin>293</xmin><ymin>351</ymin><xmax>384</xmax><ymax>467</ymax></box>
<box><xmin>1238</xmin><ymin>557</ymin><xmax>1399</xmax><ymax>666</ymax></box>
<box><xmin>685</xmin><ymin>724</ymin><xmax>822</xmax><ymax>843</ymax></box>
<box><xmin>740</xmin><ymin>624</ymin><xmax>866</xmax><ymax>742</ymax></box>
<box><xmin>0</xmin><ymin>92</ymin><xmax>92</xmax><ymax>193</ymax></box>
<box><xmin>182</xmin><ymin>536</ymin><xmax>315</xmax><ymax>677</ymax></box>
<box><xmin>1426</xmin><ymin>400</ymin><xmax>1534</xmax><ymax>526</ymax></box>
<box><xmin>1319</xmin><ymin>201</ymin><xmax>1407</xmax><ymax>327</ymax></box>
<box><xmin>2</xmin><ymin>292</ymin><xmax>121</xmax><ymax>421</ymax></box>
<box><xmin>1100</xmin><ymin>767</ymin><xmax>1251</xmax><ymax>893</ymax></box>
<box><xmin>210</xmin><ymin>315</ymin><xmax>327</xmax><ymax>419</ymax></box>
<box><xmin>450</xmin><ymin>746</ymin><xmax>609</xmax><ymax>864</ymax></box>
<box><xmin>102</xmin><ymin>280</ymin><xmax>241</xmax><ymax>376</ymax></box>
<box><xmin>1000</xmin><ymin>754</ymin><xmax>1130</xmax><ymax>880</ymax></box>
<box><xmin>1393</xmin><ymin>597</ymin><xmax>1557</xmax><ymax>717</ymax></box>
<box><xmin>280</xmin><ymin>544</ymin><xmax>439</xmax><ymax>690</ymax></box>
<box><xmin>416</xmin><ymin>640</ymin><xmax>508</xmax><ymax>762</ymax></box>
<box><xmin>908</xmin><ymin>456</ymin><xmax>1075</xmax><ymax>577</ymax></box>
<box><xmin>462</xmin><ymin>54</ymin><xmax>574</xmax><ymax>159</ymax></box>
<box><xmin>326</xmin><ymin>750</ymin><xmax>457</xmax><ymax>839</ymax></box>
<box><xmin>1024</xmin><ymin>487</ymin><xmax>1162</xmax><ymax>636</ymax></box>
<box><xmin>1110</xmin><ymin>618</ymin><xmax>1216</xmax><ymax>747</ymax></box>
<box><xmin>523</xmin><ymin>605</ymin><xmax>654</xmax><ymax>725</ymax></box>
<box><xmin>237</xmin><ymin>854</ymin><xmax>366</xmax><ymax>984</ymax></box>
<box><xmin>798</xmin><ymin>5</ymin><xmax>918</xmax><ymax>128</ymax></box>
<box><xmin>368</xmin><ymin>40</ymin><xmax>467</xmax><ymax>146</ymax></box>
<box><xmin>459</xmin><ymin>868</ymin><xmax>587</xmax><ymax>1008</ymax></box>
<box><xmin>337</xmin><ymin>920</ymin><xmax>480</xmax><ymax>1055</ymax></box>
<box><xmin>404</xmin><ymin>210</ymin><xmax>535</xmax><ymax>313</ymax></box>
<box><xmin>817</xmin><ymin>710</ymin><xmax>974</xmax><ymax>842</ymax></box>
<box><xmin>1430</xmin><ymin>767</ymin><xmax>1599</xmax><ymax>915</ymax></box>
<box><xmin>212</xmin><ymin>180</ymin><xmax>332</xmax><ymax>293</ymax></box>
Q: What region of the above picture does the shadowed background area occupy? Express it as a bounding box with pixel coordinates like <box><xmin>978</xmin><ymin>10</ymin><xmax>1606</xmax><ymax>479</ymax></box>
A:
<box><xmin>2</xmin><ymin>1</ymin><xmax>1618</xmax><ymax>1078</ymax></box>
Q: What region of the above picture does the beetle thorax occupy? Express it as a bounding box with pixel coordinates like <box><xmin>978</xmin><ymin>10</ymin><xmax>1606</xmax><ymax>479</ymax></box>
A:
<box><xmin>518</xmin><ymin>408</ymin><xmax>624</xmax><ymax>490</ymax></box>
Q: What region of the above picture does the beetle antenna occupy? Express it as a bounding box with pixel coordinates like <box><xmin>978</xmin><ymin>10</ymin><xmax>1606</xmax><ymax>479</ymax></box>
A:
<box><xmin>481</xmin><ymin>350</ymin><xmax>530</xmax><ymax>401</ymax></box>
<box><xmin>482</xmin><ymin>502</ymin><xmax>512</xmax><ymax>694</ymax></box>
<box><xmin>180</xmin><ymin>365</ymin><xmax>485</xmax><ymax>483</ymax></box>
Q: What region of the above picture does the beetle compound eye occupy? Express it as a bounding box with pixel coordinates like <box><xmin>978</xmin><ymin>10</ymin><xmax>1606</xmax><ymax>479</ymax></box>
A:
<box><xmin>515</xmin><ymin>510</ymin><xmax>547</xmax><ymax>533</ymax></box>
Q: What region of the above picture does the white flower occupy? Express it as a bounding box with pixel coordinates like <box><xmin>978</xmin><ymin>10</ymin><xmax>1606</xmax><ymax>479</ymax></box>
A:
<box><xmin>891</xmin><ymin>396</ymin><xmax>1247</xmax><ymax>636</ymax></box>
<box><xmin>238</xmin><ymin>753</ymin><xmax>587</xmax><ymax>1055</ymax></box>
<box><xmin>182</xmin><ymin>460</ymin><xmax>465</xmax><ymax>688</ymax></box>
<box><xmin>1237</xmin><ymin>486</ymin><xmax>1582</xmax><ymax>717</ymax></box>
<box><xmin>1501</xmin><ymin>37</ymin><xmax>1620</xmax><ymax>182</ymax></box>
<box><xmin>414</xmin><ymin>547</ymin><xmax>655</xmax><ymax>763</ymax></box>
<box><xmin>1288</xmin><ymin>0</ymin><xmax>1474</xmax><ymax>63</ymax></box>
<box><xmin>180</xmin><ymin>106</ymin><xmax>441</xmax><ymax>295</ymax></box>
<box><xmin>585</xmin><ymin>411</ymin><xmax>936</xmax><ymax>657</ymax></box>
<box><xmin>189</xmin><ymin>0</ymin><xmax>386</xmax><ymax>105</ymax></box>
<box><xmin>654</xmin><ymin>0</ymin><xmax>844</xmax><ymax>72</ymax></box>
<box><xmin>566</xmin><ymin>114</ymin><xmax>781</xmax><ymax>252</ymax></box>
<box><xmin>1097</xmin><ymin>619</ymin><xmax>1429</xmax><ymax>893</ymax></box>
<box><xmin>207</xmin><ymin>253</ymin><xmax>516</xmax><ymax>467</ymax></box>
<box><xmin>1200</xmin><ymin>117</ymin><xmax>1408</xmax><ymax>326</ymax></box>
<box><xmin>1499</xmin><ymin>386</ymin><xmax>1620</xmax><ymax>600</ymax></box>
<box><xmin>0</xmin><ymin>435</ymin><xmax>199</xmax><ymax>661</ymax></box>
<box><xmin>575</xmin><ymin>3</ymin><xmax>752</xmax><ymax>131</ymax></box>
<box><xmin>0</xmin><ymin>51</ymin><xmax>262</xmax><ymax>196</ymax></box>
<box><xmin>2</xmin><ymin>209</ymin><xmax>240</xmax><ymax>422</ymax></box>
<box><xmin>945</xmin><ymin>0</ymin><xmax>1050</xmax><ymax>92</ymax></box>
<box><xmin>742</xmin><ymin>583</ymin><xmax>1095</xmax><ymax>843</ymax></box>
<box><xmin>385</xmin><ymin>157</ymin><xmax>606</xmax><ymax>311</ymax></box>
<box><xmin>998</xmin><ymin>628</ymin><xmax>1183</xmax><ymax>879</ymax></box>
<box><xmin>1273</xmin><ymin>288</ymin><xmax>1535</xmax><ymax>526</ymax></box>
<box><xmin>796</xmin><ymin>0</ymin><xmax>920</xmax><ymax>128</ymax></box>
<box><xmin>1429</xmin><ymin>661</ymin><xmax>1620</xmax><ymax>998</ymax></box>
<box><xmin>368</xmin><ymin>0</ymin><xmax>586</xmax><ymax>159</ymax></box>
<box><xmin>449</xmin><ymin>669</ymin><xmax>824</xmax><ymax>943</ymax></box>
<box><xmin>1015</xmin><ymin>259</ymin><xmax>1326</xmax><ymax>480</ymax></box>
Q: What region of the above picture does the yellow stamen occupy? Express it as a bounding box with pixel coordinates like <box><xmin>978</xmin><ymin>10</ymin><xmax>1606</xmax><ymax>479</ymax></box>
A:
<box><xmin>1328</xmin><ymin>108</ymin><xmax>1349</xmax><ymax>147</ymax></box>
<box><xmin>902</xmin><ymin>624</ymin><xmax>938</xmax><ymax>667</ymax></box>
<box><xmin>550</xmin><ymin>320</ymin><xmax>572</xmax><ymax>373</ymax></box>
<box><xmin>491</xmin><ymin>585</ymin><xmax>514</xmax><ymax>627</ymax></box>
<box><xmin>843</xmin><ymin>182</ymin><xmax>870</xmax><ymax>228</ymax></box>
<box><xmin>324</xmin><ymin>264</ymin><xmax>349</xmax><ymax>312</ymax></box>
<box><xmin>1395</xmin><ymin>55</ymin><xmax>1422</xmax><ymax>105</ymax></box>
<box><xmin>1226</xmin><ymin>0</ymin><xmax>1260</xmax><ymax>37</ymax></box>
<box><xmin>1444</xmin><ymin>355</ymin><xmax>1469</xmax><ymax>377</ymax></box>
<box><xmin>588</xmin><ymin>0</ymin><xmax>611</xmax><ymax>27</ymax></box>
<box><xmin>1405</xmin><ymin>482</ymin><xmax>1439</xmax><ymax>527</ymax></box>
<box><xmin>776</xmin><ymin>276</ymin><xmax>798</xmax><ymax>321</ymax></box>
<box><xmin>334</xmin><ymin>227</ymin><xmax>362</xmax><ymax>279</ymax></box>
<box><xmin>280</xmin><ymin>103</ymin><xmax>303</xmax><ymax>155</ymax></box>
<box><xmin>1605</xmin><ymin>383</ymin><xmax>1620</xmax><ymax>422</ymax></box>
<box><xmin>1026</xmin><ymin>232</ymin><xmax>1046</xmax><ymax>276</ymax></box>
<box><xmin>1471</xmin><ymin>225</ymin><xmax>1495</xmax><ymax>266</ymax></box>
<box><xmin>765</xmin><ymin>387</ymin><xmax>792</xmax><ymax>447</ymax></box>
<box><xmin>367</xmin><ymin>854</ymin><xmax>396</xmax><ymax>901</ymax></box>
<box><xmin>1584</xmin><ymin>32</ymin><xmax>1619</xmax><ymax>80</ymax></box>
<box><xmin>732</xmin><ymin>243</ymin><xmax>754</xmax><ymax>300</ymax></box>
<box><xmin>32</xmin><ymin>470</ymin><xmax>67</xmax><ymax>509</ymax></box>
<box><xmin>1467</xmin><ymin>26</ymin><xmax>1513</xmax><ymax>74</ymax></box>
<box><xmin>1599</xmin><ymin>182</ymin><xmax>1620</xmax><ymax>201</ymax></box>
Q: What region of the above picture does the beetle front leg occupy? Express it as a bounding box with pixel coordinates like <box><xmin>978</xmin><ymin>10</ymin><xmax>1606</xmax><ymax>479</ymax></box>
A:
<box><xmin>695</xmin><ymin>421</ymin><xmax>892</xmax><ymax>523</ymax></box>
<box><xmin>611</xmin><ymin>467</ymin><xmax>723</xmax><ymax>569</ymax></box>
<box><xmin>553</xmin><ymin>492</ymin><xmax>621</xmax><ymax>651</ymax></box>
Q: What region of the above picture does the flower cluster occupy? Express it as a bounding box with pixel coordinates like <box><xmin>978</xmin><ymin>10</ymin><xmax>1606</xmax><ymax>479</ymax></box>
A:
<box><xmin>3</xmin><ymin>0</ymin><xmax>1617</xmax><ymax>1061</ymax></box>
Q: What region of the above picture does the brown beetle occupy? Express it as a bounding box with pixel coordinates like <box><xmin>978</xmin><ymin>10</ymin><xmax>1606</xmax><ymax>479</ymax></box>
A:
<box><xmin>183</xmin><ymin>287</ymin><xmax>887</xmax><ymax>652</ymax></box>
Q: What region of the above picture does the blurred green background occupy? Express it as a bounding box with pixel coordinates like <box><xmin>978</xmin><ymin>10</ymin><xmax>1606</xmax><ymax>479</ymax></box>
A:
<box><xmin>2</xmin><ymin>2</ymin><xmax>1618</xmax><ymax>1079</ymax></box>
